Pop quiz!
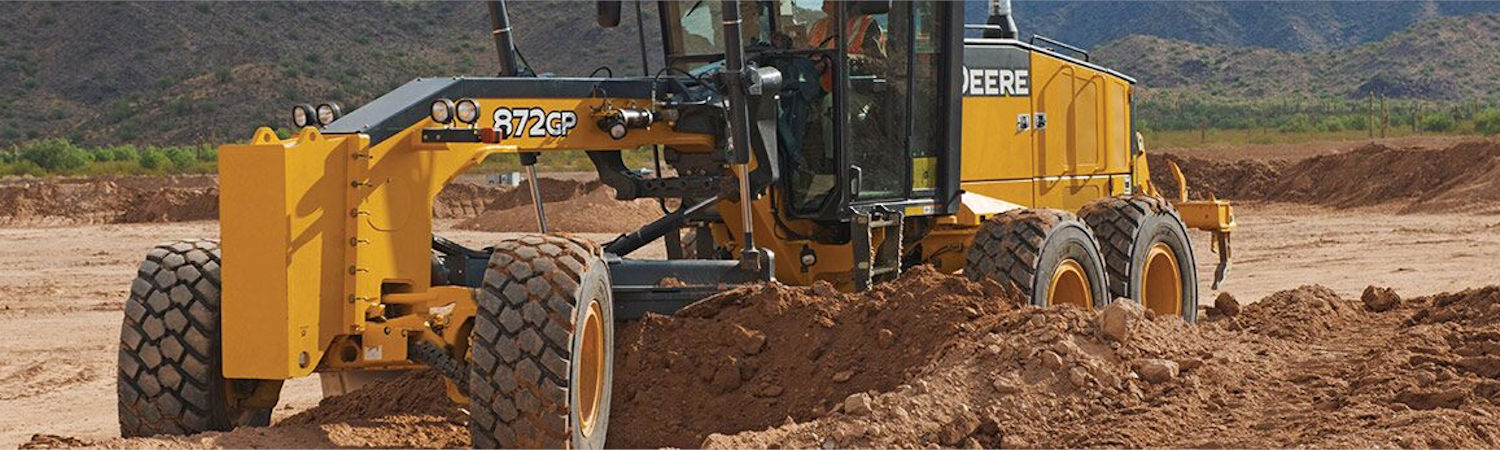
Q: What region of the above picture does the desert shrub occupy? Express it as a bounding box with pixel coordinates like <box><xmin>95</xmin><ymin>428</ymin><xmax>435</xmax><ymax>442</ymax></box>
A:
<box><xmin>1276</xmin><ymin>115</ymin><xmax>1316</xmax><ymax>133</ymax></box>
<box><xmin>138</xmin><ymin>148</ymin><xmax>167</xmax><ymax>170</ymax></box>
<box><xmin>165</xmin><ymin>147</ymin><xmax>197</xmax><ymax>169</ymax></box>
<box><xmin>1476</xmin><ymin>109</ymin><xmax>1500</xmax><ymax>136</ymax></box>
<box><xmin>18</xmin><ymin>138</ymin><xmax>90</xmax><ymax>172</ymax></box>
<box><xmin>1419</xmin><ymin>113</ymin><xmax>1455</xmax><ymax>132</ymax></box>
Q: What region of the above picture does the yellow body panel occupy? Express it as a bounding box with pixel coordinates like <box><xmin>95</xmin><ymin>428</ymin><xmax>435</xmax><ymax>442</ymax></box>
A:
<box><xmin>956</xmin><ymin>48</ymin><xmax>1132</xmax><ymax>210</ymax></box>
<box><xmin>220</xmin><ymin>93</ymin><xmax>719</xmax><ymax>378</ymax></box>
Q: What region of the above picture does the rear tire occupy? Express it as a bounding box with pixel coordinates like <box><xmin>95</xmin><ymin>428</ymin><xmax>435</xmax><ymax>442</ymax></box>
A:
<box><xmin>1079</xmin><ymin>196</ymin><xmax>1199</xmax><ymax>322</ymax></box>
<box><xmin>470</xmin><ymin>234</ymin><xmax>613</xmax><ymax>449</ymax></box>
<box><xmin>965</xmin><ymin>209</ymin><xmax>1110</xmax><ymax>310</ymax></box>
<box><xmin>117</xmin><ymin>240</ymin><xmax>274</xmax><ymax>437</ymax></box>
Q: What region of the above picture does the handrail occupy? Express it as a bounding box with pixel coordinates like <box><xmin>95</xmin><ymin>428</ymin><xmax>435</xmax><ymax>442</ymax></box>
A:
<box><xmin>1030</xmin><ymin>34</ymin><xmax>1090</xmax><ymax>62</ymax></box>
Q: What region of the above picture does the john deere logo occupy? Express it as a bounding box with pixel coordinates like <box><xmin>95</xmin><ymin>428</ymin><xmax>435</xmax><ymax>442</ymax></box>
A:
<box><xmin>962</xmin><ymin>66</ymin><xmax>1029</xmax><ymax>96</ymax></box>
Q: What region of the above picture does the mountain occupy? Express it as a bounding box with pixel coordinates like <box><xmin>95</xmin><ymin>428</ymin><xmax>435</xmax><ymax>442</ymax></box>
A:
<box><xmin>0</xmin><ymin>1</ymin><xmax>662</xmax><ymax>147</ymax></box>
<box><xmin>977</xmin><ymin>0</ymin><xmax>1500</xmax><ymax>52</ymax></box>
<box><xmin>1</xmin><ymin>1</ymin><xmax>1498</xmax><ymax>148</ymax></box>
<box><xmin>1092</xmin><ymin>14</ymin><xmax>1500</xmax><ymax>101</ymax></box>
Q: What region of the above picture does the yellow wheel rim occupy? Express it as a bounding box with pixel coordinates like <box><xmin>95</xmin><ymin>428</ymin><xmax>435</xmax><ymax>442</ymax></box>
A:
<box><xmin>1048</xmin><ymin>259</ymin><xmax>1093</xmax><ymax>310</ymax></box>
<box><xmin>576</xmin><ymin>300</ymin><xmax>605</xmax><ymax>437</ymax></box>
<box><xmin>1142</xmin><ymin>243</ymin><xmax>1183</xmax><ymax>317</ymax></box>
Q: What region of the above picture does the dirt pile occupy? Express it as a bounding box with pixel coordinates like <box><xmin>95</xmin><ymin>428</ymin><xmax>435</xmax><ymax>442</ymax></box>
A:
<box><xmin>455</xmin><ymin>182</ymin><xmax>663</xmax><ymax>233</ymax></box>
<box><xmin>1151</xmin><ymin>139</ymin><xmax>1500</xmax><ymax>213</ymax></box>
<box><xmin>0</xmin><ymin>176</ymin><xmax>219</xmax><ymax>226</ymax></box>
<box><xmin>608</xmin><ymin>266</ymin><xmax>1016</xmax><ymax>448</ymax></box>
<box><xmin>709</xmin><ymin>282</ymin><xmax>1500</xmax><ymax>449</ymax></box>
<box><xmin>1232</xmin><ymin>284</ymin><xmax>1357</xmax><ymax>338</ymax></box>
<box><xmin>76</xmin><ymin>371</ymin><xmax>468</xmax><ymax>449</ymax></box>
<box><xmin>434</xmin><ymin>178</ymin><xmax>594</xmax><ymax>220</ymax></box>
<box><xmin>37</xmin><ymin>273</ymin><xmax>1500</xmax><ymax>449</ymax></box>
<box><xmin>0</xmin><ymin>175</ymin><xmax>599</xmax><ymax>226</ymax></box>
<box><xmin>1146</xmin><ymin>153</ymin><xmax>1285</xmax><ymax>201</ymax></box>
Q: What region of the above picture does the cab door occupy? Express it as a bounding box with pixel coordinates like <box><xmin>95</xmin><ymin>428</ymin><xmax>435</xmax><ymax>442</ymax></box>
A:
<box><xmin>842</xmin><ymin>1</ymin><xmax>955</xmax><ymax>207</ymax></box>
<box><xmin>1031</xmin><ymin>52</ymin><xmax>1108</xmax><ymax>211</ymax></box>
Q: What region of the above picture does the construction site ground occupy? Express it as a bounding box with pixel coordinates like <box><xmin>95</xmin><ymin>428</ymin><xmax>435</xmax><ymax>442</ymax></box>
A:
<box><xmin>4</xmin><ymin>137</ymin><xmax>1500</xmax><ymax>448</ymax></box>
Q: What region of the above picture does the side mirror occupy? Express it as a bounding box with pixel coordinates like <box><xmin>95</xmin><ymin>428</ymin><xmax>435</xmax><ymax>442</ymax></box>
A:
<box><xmin>598</xmin><ymin>1</ymin><xmax>622</xmax><ymax>28</ymax></box>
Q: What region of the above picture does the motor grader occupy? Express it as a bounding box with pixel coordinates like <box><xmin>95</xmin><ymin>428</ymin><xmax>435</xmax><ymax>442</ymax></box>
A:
<box><xmin>116</xmin><ymin>0</ymin><xmax>1233</xmax><ymax>447</ymax></box>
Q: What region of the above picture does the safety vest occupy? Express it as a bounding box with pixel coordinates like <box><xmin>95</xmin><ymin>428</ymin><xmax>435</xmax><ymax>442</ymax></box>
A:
<box><xmin>807</xmin><ymin>15</ymin><xmax>878</xmax><ymax>91</ymax></box>
<box><xmin>807</xmin><ymin>15</ymin><xmax>877</xmax><ymax>53</ymax></box>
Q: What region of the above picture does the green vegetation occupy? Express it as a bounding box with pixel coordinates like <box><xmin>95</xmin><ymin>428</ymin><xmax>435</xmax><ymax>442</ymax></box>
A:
<box><xmin>1138</xmin><ymin>95</ymin><xmax>1492</xmax><ymax>147</ymax></box>
<box><xmin>1475</xmin><ymin>109</ymin><xmax>1500</xmax><ymax>136</ymax></box>
<box><xmin>0</xmin><ymin>137</ymin><xmax>662</xmax><ymax>177</ymax></box>
<box><xmin>1420</xmin><ymin>113</ymin><xmax>1456</xmax><ymax>132</ymax></box>
<box><xmin>0</xmin><ymin>138</ymin><xmax>215</xmax><ymax>176</ymax></box>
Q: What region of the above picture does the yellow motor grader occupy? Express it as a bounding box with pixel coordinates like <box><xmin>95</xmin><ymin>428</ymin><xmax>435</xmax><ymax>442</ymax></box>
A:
<box><xmin>116</xmin><ymin>0</ymin><xmax>1232</xmax><ymax>447</ymax></box>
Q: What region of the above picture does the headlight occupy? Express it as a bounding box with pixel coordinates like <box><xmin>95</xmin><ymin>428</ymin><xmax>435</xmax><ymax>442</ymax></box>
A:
<box><xmin>291</xmin><ymin>104</ymin><xmax>315</xmax><ymax>128</ymax></box>
<box><xmin>316</xmin><ymin>103</ymin><xmax>342</xmax><ymax>126</ymax></box>
<box><xmin>430</xmin><ymin>99</ymin><xmax>455</xmax><ymax>124</ymax></box>
<box><xmin>455</xmin><ymin>98</ymin><xmax>480</xmax><ymax>125</ymax></box>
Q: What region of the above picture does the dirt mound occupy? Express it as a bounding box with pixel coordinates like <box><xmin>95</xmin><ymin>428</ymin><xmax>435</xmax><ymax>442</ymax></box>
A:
<box><xmin>1150</xmin><ymin>140</ymin><xmax>1500</xmax><ymax>213</ymax></box>
<box><xmin>608</xmin><ymin>266</ymin><xmax>1016</xmax><ymax>448</ymax></box>
<box><xmin>455</xmin><ymin>183</ymin><xmax>662</xmax><ymax>233</ymax></box>
<box><xmin>40</xmin><ymin>277</ymin><xmax>1500</xmax><ymax>448</ymax></box>
<box><xmin>1232</xmin><ymin>285</ymin><xmax>1359</xmax><ymax>338</ymax></box>
<box><xmin>0</xmin><ymin>175</ymin><xmax>597</xmax><ymax>226</ymax></box>
<box><xmin>1408</xmin><ymin>286</ymin><xmax>1500</xmax><ymax>327</ymax></box>
<box><xmin>434</xmin><ymin>178</ymin><xmax>595</xmax><ymax>220</ymax></box>
<box><xmin>0</xmin><ymin>176</ymin><xmax>219</xmax><ymax>226</ymax></box>
<box><xmin>711</xmin><ymin>283</ymin><xmax>1500</xmax><ymax>449</ymax></box>
<box><xmin>1147</xmin><ymin>152</ymin><xmax>1285</xmax><ymax>201</ymax></box>
<box><xmin>84</xmin><ymin>371</ymin><xmax>467</xmax><ymax>449</ymax></box>
<box><xmin>276</xmin><ymin>370</ymin><xmax>462</xmax><ymax>427</ymax></box>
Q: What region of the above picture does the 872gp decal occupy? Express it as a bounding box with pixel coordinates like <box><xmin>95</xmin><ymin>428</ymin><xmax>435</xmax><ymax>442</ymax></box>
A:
<box><xmin>493</xmin><ymin>107</ymin><xmax>579</xmax><ymax>138</ymax></box>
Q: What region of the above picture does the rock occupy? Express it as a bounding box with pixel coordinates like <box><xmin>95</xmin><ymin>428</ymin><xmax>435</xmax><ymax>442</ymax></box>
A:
<box><xmin>877</xmin><ymin>328</ymin><xmax>896</xmax><ymax>348</ymax></box>
<box><xmin>1068</xmin><ymin>366</ymin><xmax>1091</xmax><ymax>387</ymax></box>
<box><xmin>992</xmin><ymin>375</ymin><xmax>1022</xmax><ymax>394</ymax></box>
<box><xmin>1362</xmin><ymin>286</ymin><xmax>1401</xmax><ymax>312</ymax></box>
<box><xmin>938</xmin><ymin>412</ymin><xmax>981</xmax><ymax>445</ymax></box>
<box><xmin>1037</xmin><ymin>350</ymin><xmax>1065</xmax><ymax>370</ymax></box>
<box><xmin>732</xmin><ymin>324</ymin><xmax>768</xmax><ymax>355</ymax></box>
<box><xmin>1050</xmin><ymin>339</ymin><xmax>1082</xmax><ymax>359</ymax></box>
<box><xmin>844</xmin><ymin>392</ymin><xmax>874</xmax><ymax>416</ymax></box>
<box><xmin>1210</xmin><ymin>292</ymin><xmax>1241</xmax><ymax>318</ymax></box>
<box><xmin>755</xmin><ymin>384</ymin><xmax>784</xmax><ymax>398</ymax></box>
<box><xmin>1134</xmin><ymin>358</ymin><xmax>1180</xmax><ymax>384</ymax></box>
<box><xmin>832</xmin><ymin>369</ymin><xmax>854</xmax><ymax>383</ymax></box>
<box><xmin>1000</xmin><ymin>434</ymin><xmax>1027</xmax><ymax>449</ymax></box>
<box><xmin>1099</xmin><ymin>299</ymin><xmax>1144</xmax><ymax>343</ymax></box>
<box><xmin>710</xmin><ymin>357</ymin><xmax>742</xmax><ymax>392</ymax></box>
<box><xmin>893</xmin><ymin>406</ymin><xmax>911</xmax><ymax>420</ymax></box>
<box><xmin>811</xmin><ymin>281</ymin><xmax>840</xmax><ymax>297</ymax></box>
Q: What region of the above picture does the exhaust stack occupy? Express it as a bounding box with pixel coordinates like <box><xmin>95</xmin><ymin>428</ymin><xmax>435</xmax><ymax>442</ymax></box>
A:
<box><xmin>984</xmin><ymin>0</ymin><xmax>1018</xmax><ymax>39</ymax></box>
<box><xmin>487</xmin><ymin>1</ymin><xmax>520</xmax><ymax>76</ymax></box>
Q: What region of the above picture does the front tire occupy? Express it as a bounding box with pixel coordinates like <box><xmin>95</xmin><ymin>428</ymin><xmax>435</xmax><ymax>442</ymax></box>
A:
<box><xmin>117</xmin><ymin>240</ymin><xmax>274</xmax><ymax>437</ymax></box>
<box><xmin>470</xmin><ymin>234</ymin><xmax>613</xmax><ymax>449</ymax></box>
<box><xmin>965</xmin><ymin>209</ymin><xmax>1110</xmax><ymax>310</ymax></box>
<box><xmin>1079</xmin><ymin>196</ymin><xmax>1199</xmax><ymax>322</ymax></box>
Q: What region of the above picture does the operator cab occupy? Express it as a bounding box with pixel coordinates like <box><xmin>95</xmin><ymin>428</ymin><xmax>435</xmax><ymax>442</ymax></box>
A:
<box><xmin>660</xmin><ymin>1</ymin><xmax>963</xmax><ymax>221</ymax></box>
